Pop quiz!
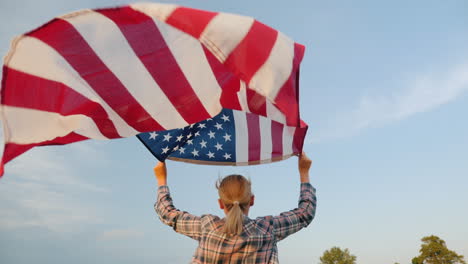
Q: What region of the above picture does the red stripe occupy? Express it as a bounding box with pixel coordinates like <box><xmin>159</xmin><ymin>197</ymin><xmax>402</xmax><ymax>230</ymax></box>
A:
<box><xmin>246</xmin><ymin>113</ymin><xmax>261</xmax><ymax>162</ymax></box>
<box><xmin>0</xmin><ymin>133</ymin><xmax>88</xmax><ymax>177</ymax></box>
<box><xmin>27</xmin><ymin>18</ymin><xmax>164</xmax><ymax>132</ymax></box>
<box><xmin>201</xmin><ymin>46</ymin><xmax>242</xmax><ymax>111</ymax></box>
<box><xmin>98</xmin><ymin>7</ymin><xmax>211</xmax><ymax>124</ymax></box>
<box><xmin>271</xmin><ymin>121</ymin><xmax>284</xmax><ymax>158</ymax></box>
<box><xmin>273</xmin><ymin>43</ymin><xmax>305</xmax><ymax>127</ymax></box>
<box><xmin>2</xmin><ymin>68</ymin><xmax>121</xmax><ymax>139</ymax></box>
<box><xmin>165</xmin><ymin>7</ymin><xmax>217</xmax><ymax>39</ymax></box>
<box><xmin>224</xmin><ymin>21</ymin><xmax>278</xmax><ymax>84</ymax></box>
<box><xmin>292</xmin><ymin>120</ymin><xmax>308</xmax><ymax>154</ymax></box>
<box><xmin>246</xmin><ymin>88</ymin><xmax>267</xmax><ymax>117</ymax></box>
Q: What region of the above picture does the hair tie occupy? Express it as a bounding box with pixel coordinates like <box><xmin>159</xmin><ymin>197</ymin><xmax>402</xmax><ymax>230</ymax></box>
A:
<box><xmin>233</xmin><ymin>201</ymin><xmax>240</xmax><ymax>205</ymax></box>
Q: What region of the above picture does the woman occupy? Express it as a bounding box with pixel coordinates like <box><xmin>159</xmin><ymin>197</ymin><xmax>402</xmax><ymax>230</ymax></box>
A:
<box><xmin>154</xmin><ymin>152</ymin><xmax>317</xmax><ymax>263</ymax></box>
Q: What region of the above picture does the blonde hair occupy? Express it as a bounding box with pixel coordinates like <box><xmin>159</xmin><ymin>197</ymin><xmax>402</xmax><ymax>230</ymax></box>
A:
<box><xmin>216</xmin><ymin>174</ymin><xmax>252</xmax><ymax>236</ymax></box>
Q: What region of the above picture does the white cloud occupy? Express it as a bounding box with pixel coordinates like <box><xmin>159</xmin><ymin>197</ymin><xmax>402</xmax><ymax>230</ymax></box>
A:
<box><xmin>97</xmin><ymin>228</ymin><xmax>144</xmax><ymax>241</ymax></box>
<box><xmin>0</xmin><ymin>140</ymin><xmax>109</xmax><ymax>233</ymax></box>
<box><xmin>310</xmin><ymin>62</ymin><xmax>468</xmax><ymax>143</ymax></box>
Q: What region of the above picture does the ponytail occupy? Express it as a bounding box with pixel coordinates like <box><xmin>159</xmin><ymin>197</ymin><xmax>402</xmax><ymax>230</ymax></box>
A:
<box><xmin>216</xmin><ymin>175</ymin><xmax>252</xmax><ymax>236</ymax></box>
<box><xmin>224</xmin><ymin>202</ymin><xmax>244</xmax><ymax>235</ymax></box>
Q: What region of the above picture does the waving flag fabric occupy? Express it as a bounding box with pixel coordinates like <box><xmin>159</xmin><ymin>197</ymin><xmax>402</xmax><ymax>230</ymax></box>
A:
<box><xmin>138</xmin><ymin>109</ymin><xmax>307</xmax><ymax>165</ymax></box>
<box><xmin>0</xmin><ymin>3</ymin><xmax>308</xmax><ymax>176</ymax></box>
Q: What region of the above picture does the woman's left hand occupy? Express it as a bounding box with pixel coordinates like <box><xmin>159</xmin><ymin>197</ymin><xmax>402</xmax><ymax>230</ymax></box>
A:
<box><xmin>154</xmin><ymin>162</ymin><xmax>167</xmax><ymax>186</ymax></box>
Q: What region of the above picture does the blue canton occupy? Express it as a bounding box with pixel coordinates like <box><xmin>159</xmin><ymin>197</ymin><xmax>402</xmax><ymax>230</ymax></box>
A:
<box><xmin>137</xmin><ymin>109</ymin><xmax>236</xmax><ymax>163</ymax></box>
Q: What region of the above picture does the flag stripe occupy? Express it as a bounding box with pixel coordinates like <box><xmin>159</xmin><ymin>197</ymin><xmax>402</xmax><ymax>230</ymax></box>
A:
<box><xmin>6</xmin><ymin>36</ymin><xmax>138</xmax><ymax>137</ymax></box>
<box><xmin>247</xmin><ymin>88</ymin><xmax>267</xmax><ymax>117</ymax></box>
<box><xmin>282</xmin><ymin>126</ymin><xmax>296</xmax><ymax>156</ymax></box>
<box><xmin>259</xmin><ymin>116</ymin><xmax>272</xmax><ymax>162</ymax></box>
<box><xmin>233</xmin><ymin>110</ymin><xmax>248</xmax><ymax>163</ymax></box>
<box><xmin>97</xmin><ymin>8</ymin><xmax>213</xmax><ymax>124</ymax></box>
<box><xmin>273</xmin><ymin>43</ymin><xmax>305</xmax><ymax>126</ymax></box>
<box><xmin>266</xmin><ymin>100</ymin><xmax>286</xmax><ymax>124</ymax></box>
<box><xmin>2</xmin><ymin>105</ymin><xmax>108</xmax><ymax>144</ymax></box>
<box><xmin>271</xmin><ymin>121</ymin><xmax>284</xmax><ymax>158</ymax></box>
<box><xmin>237</xmin><ymin>82</ymin><xmax>250</xmax><ymax>113</ymax></box>
<box><xmin>166</xmin><ymin>7</ymin><xmax>217</xmax><ymax>39</ymax></box>
<box><xmin>27</xmin><ymin>18</ymin><xmax>165</xmax><ymax>132</ymax></box>
<box><xmin>202</xmin><ymin>46</ymin><xmax>243</xmax><ymax>111</ymax></box>
<box><xmin>2</xmin><ymin>68</ymin><xmax>120</xmax><ymax>139</ymax></box>
<box><xmin>246</xmin><ymin>113</ymin><xmax>261</xmax><ymax>162</ymax></box>
<box><xmin>224</xmin><ymin>21</ymin><xmax>278</xmax><ymax>84</ymax></box>
<box><xmin>129</xmin><ymin>3</ymin><xmax>178</xmax><ymax>22</ymax></box>
<box><xmin>249</xmin><ymin>32</ymin><xmax>295</xmax><ymax>100</ymax></box>
<box><xmin>1</xmin><ymin>132</ymin><xmax>88</xmax><ymax>166</ymax></box>
<box><xmin>200</xmin><ymin>13</ymin><xmax>254</xmax><ymax>62</ymax></box>
<box><xmin>292</xmin><ymin>120</ymin><xmax>308</xmax><ymax>153</ymax></box>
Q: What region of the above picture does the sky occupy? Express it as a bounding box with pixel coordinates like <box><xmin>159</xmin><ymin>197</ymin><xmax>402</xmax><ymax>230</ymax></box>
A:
<box><xmin>0</xmin><ymin>0</ymin><xmax>467</xmax><ymax>263</ymax></box>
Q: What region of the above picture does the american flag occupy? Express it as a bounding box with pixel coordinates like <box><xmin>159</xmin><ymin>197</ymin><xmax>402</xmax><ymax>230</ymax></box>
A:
<box><xmin>138</xmin><ymin>109</ymin><xmax>307</xmax><ymax>165</ymax></box>
<box><xmin>0</xmin><ymin>3</ymin><xmax>308</xmax><ymax>176</ymax></box>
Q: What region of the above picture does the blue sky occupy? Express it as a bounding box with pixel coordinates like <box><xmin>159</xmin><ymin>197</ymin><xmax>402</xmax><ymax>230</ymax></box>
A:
<box><xmin>1</xmin><ymin>0</ymin><xmax>467</xmax><ymax>263</ymax></box>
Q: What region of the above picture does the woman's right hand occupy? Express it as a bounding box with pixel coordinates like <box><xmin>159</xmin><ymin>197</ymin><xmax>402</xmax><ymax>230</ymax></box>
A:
<box><xmin>298</xmin><ymin>152</ymin><xmax>312</xmax><ymax>183</ymax></box>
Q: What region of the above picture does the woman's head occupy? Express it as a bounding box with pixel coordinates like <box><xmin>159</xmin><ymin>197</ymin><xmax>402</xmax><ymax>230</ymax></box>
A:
<box><xmin>216</xmin><ymin>174</ymin><xmax>254</xmax><ymax>235</ymax></box>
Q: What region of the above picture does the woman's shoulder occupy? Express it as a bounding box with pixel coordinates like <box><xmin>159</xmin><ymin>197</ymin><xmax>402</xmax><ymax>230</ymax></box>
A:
<box><xmin>199</xmin><ymin>214</ymin><xmax>221</xmax><ymax>221</ymax></box>
<box><xmin>199</xmin><ymin>214</ymin><xmax>223</xmax><ymax>229</ymax></box>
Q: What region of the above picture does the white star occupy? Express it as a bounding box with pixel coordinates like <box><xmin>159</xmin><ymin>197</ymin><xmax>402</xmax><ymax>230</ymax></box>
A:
<box><xmin>191</xmin><ymin>149</ymin><xmax>199</xmax><ymax>157</ymax></box>
<box><xmin>161</xmin><ymin>146</ymin><xmax>170</xmax><ymax>154</ymax></box>
<box><xmin>187</xmin><ymin>139</ymin><xmax>193</xmax><ymax>145</ymax></box>
<box><xmin>163</xmin><ymin>133</ymin><xmax>172</xmax><ymax>142</ymax></box>
<box><xmin>173</xmin><ymin>145</ymin><xmax>179</xmax><ymax>151</ymax></box>
<box><xmin>176</xmin><ymin>135</ymin><xmax>184</xmax><ymax>142</ymax></box>
<box><xmin>194</xmin><ymin>131</ymin><xmax>201</xmax><ymax>137</ymax></box>
<box><xmin>149</xmin><ymin>132</ymin><xmax>158</xmax><ymax>140</ymax></box>
<box><xmin>221</xmin><ymin>114</ymin><xmax>230</xmax><ymax>122</ymax></box>
<box><xmin>187</xmin><ymin>133</ymin><xmax>193</xmax><ymax>139</ymax></box>
<box><xmin>200</xmin><ymin>140</ymin><xmax>207</xmax><ymax>148</ymax></box>
<box><xmin>223</xmin><ymin>153</ymin><xmax>232</xmax><ymax>160</ymax></box>
<box><xmin>198</xmin><ymin>123</ymin><xmax>206</xmax><ymax>129</ymax></box>
<box><xmin>215</xmin><ymin>143</ymin><xmax>223</xmax><ymax>151</ymax></box>
<box><xmin>206</xmin><ymin>118</ymin><xmax>213</xmax><ymax>121</ymax></box>
<box><xmin>208</xmin><ymin>131</ymin><xmax>216</xmax><ymax>139</ymax></box>
<box><xmin>223</xmin><ymin>133</ymin><xmax>232</xmax><ymax>142</ymax></box>
<box><xmin>215</xmin><ymin>123</ymin><xmax>223</xmax><ymax>130</ymax></box>
<box><xmin>178</xmin><ymin>147</ymin><xmax>185</xmax><ymax>154</ymax></box>
<box><xmin>207</xmin><ymin>151</ymin><xmax>215</xmax><ymax>159</ymax></box>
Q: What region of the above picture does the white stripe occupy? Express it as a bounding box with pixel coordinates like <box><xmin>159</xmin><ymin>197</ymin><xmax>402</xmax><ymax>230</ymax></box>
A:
<box><xmin>129</xmin><ymin>3</ymin><xmax>178</xmax><ymax>21</ymax></box>
<box><xmin>248</xmin><ymin>32</ymin><xmax>294</xmax><ymax>100</ymax></box>
<box><xmin>282</xmin><ymin>126</ymin><xmax>296</xmax><ymax>156</ymax></box>
<box><xmin>6</xmin><ymin>36</ymin><xmax>137</xmax><ymax>137</ymax></box>
<box><xmin>153</xmin><ymin>19</ymin><xmax>222</xmax><ymax>117</ymax></box>
<box><xmin>233</xmin><ymin>110</ymin><xmax>248</xmax><ymax>163</ymax></box>
<box><xmin>2</xmin><ymin>106</ymin><xmax>106</xmax><ymax>144</ymax></box>
<box><xmin>200</xmin><ymin>13</ymin><xmax>254</xmax><ymax>62</ymax></box>
<box><xmin>237</xmin><ymin>81</ymin><xmax>250</xmax><ymax>112</ymax></box>
<box><xmin>259</xmin><ymin>116</ymin><xmax>272</xmax><ymax>162</ymax></box>
<box><xmin>63</xmin><ymin>11</ymin><xmax>189</xmax><ymax>130</ymax></box>
<box><xmin>266</xmin><ymin>100</ymin><xmax>286</xmax><ymax>124</ymax></box>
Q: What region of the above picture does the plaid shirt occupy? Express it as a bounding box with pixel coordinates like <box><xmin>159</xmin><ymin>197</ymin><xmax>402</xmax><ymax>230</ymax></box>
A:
<box><xmin>155</xmin><ymin>183</ymin><xmax>316</xmax><ymax>264</ymax></box>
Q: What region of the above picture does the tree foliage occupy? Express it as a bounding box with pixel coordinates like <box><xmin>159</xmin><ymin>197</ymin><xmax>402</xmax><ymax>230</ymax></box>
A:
<box><xmin>319</xmin><ymin>246</ymin><xmax>357</xmax><ymax>264</ymax></box>
<box><xmin>412</xmin><ymin>235</ymin><xmax>466</xmax><ymax>264</ymax></box>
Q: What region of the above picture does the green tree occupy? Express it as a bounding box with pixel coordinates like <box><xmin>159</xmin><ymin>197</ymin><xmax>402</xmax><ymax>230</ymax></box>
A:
<box><xmin>412</xmin><ymin>235</ymin><xmax>466</xmax><ymax>264</ymax></box>
<box><xmin>319</xmin><ymin>246</ymin><xmax>357</xmax><ymax>264</ymax></box>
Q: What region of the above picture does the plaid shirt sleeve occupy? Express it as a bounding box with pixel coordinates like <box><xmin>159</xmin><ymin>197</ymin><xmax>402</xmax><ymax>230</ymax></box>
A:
<box><xmin>272</xmin><ymin>182</ymin><xmax>317</xmax><ymax>241</ymax></box>
<box><xmin>155</xmin><ymin>185</ymin><xmax>202</xmax><ymax>241</ymax></box>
